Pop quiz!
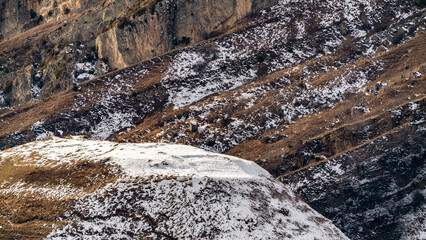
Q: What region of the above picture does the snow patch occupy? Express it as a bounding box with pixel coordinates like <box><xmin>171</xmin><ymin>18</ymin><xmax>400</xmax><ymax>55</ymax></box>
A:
<box><xmin>0</xmin><ymin>137</ymin><xmax>348</xmax><ymax>239</ymax></box>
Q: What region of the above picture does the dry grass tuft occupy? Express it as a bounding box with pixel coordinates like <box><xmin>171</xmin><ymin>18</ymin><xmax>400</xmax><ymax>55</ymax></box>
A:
<box><xmin>0</xmin><ymin>153</ymin><xmax>122</xmax><ymax>239</ymax></box>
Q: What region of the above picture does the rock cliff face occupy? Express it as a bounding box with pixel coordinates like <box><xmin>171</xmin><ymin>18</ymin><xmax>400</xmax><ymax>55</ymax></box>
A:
<box><xmin>0</xmin><ymin>0</ymin><xmax>102</xmax><ymax>41</ymax></box>
<box><xmin>0</xmin><ymin>0</ymin><xmax>276</xmax><ymax>106</ymax></box>
<box><xmin>97</xmin><ymin>0</ymin><xmax>275</xmax><ymax>69</ymax></box>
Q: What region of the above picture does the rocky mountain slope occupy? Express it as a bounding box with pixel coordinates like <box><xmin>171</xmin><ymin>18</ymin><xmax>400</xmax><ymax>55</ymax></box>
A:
<box><xmin>283</xmin><ymin>118</ymin><xmax>425</xmax><ymax>240</ymax></box>
<box><xmin>0</xmin><ymin>0</ymin><xmax>425</xmax><ymax>239</ymax></box>
<box><xmin>0</xmin><ymin>0</ymin><xmax>276</xmax><ymax>106</ymax></box>
<box><xmin>0</xmin><ymin>136</ymin><xmax>349</xmax><ymax>239</ymax></box>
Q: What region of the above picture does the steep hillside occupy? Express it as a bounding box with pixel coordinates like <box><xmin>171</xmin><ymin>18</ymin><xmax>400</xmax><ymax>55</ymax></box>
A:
<box><xmin>1</xmin><ymin>0</ymin><xmax>424</xmax><ymax>151</ymax></box>
<box><xmin>282</xmin><ymin>119</ymin><xmax>425</xmax><ymax>240</ymax></box>
<box><xmin>0</xmin><ymin>136</ymin><xmax>348</xmax><ymax>239</ymax></box>
<box><xmin>0</xmin><ymin>0</ymin><xmax>425</xmax><ymax>239</ymax></box>
<box><xmin>0</xmin><ymin>0</ymin><xmax>276</xmax><ymax>106</ymax></box>
<box><xmin>0</xmin><ymin>0</ymin><xmax>424</xmax><ymax>163</ymax></box>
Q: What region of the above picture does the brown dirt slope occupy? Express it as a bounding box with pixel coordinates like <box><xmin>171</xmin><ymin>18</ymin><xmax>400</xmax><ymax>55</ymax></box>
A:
<box><xmin>0</xmin><ymin>139</ymin><xmax>121</xmax><ymax>239</ymax></box>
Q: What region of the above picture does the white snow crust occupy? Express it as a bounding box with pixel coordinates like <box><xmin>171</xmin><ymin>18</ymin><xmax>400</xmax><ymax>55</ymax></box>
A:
<box><xmin>1</xmin><ymin>136</ymin><xmax>268</xmax><ymax>179</ymax></box>
<box><xmin>0</xmin><ymin>137</ymin><xmax>349</xmax><ymax>240</ymax></box>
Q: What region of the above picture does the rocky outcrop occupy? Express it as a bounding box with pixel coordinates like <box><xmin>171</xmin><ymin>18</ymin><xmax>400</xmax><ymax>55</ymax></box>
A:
<box><xmin>96</xmin><ymin>0</ymin><xmax>277</xmax><ymax>69</ymax></box>
<box><xmin>0</xmin><ymin>0</ymin><xmax>276</xmax><ymax>106</ymax></box>
<box><xmin>0</xmin><ymin>0</ymin><xmax>103</xmax><ymax>42</ymax></box>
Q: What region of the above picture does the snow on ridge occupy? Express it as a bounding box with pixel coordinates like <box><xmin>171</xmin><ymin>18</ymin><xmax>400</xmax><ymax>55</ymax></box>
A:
<box><xmin>1</xmin><ymin>136</ymin><xmax>269</xmax><ymax>179</ymax></box>
<box><xmin>1</xmin><ymin>136</ymin><xmax>349</xmax><ymax>239</ymax></box>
